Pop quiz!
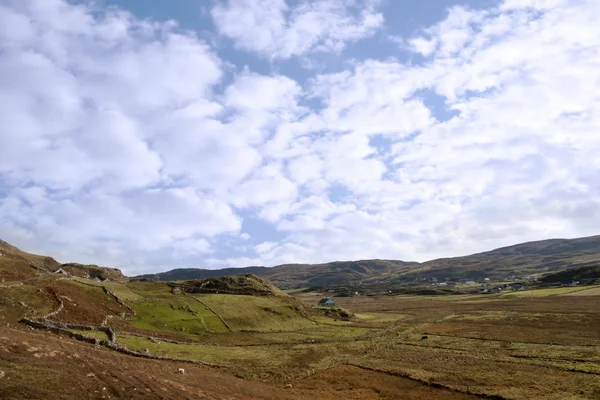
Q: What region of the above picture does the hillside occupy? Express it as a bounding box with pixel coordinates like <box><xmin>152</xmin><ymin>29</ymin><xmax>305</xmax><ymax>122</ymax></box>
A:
<box><xmin>4</xmin><ymin>235</ymin><xmax>600</xmax><ymax>289</ymax></box>
<box><xmin>540</xmin><ymin>265</ymin><xmax>600</xmax><ymax>284</ymax></box>
<box><xmin>0</xmin><ymin>240</ymin><xmax>125</xmax><ymax>283</ymax></box>
<box><xmin>139</xmin><ymin>235</ymin><xmax>600</xmax><ymax>288</ymax></box>
<box><xmin>416</xmin><ymin>235</ymin><xmax>600</xmax><ymax>280</ymax></box>
<box><xmin>141</xmin><ymin>259</ymin><xmax>418</xmax><ymax>289</ymax></box>
<box><xmin>174</xmin><ymin>274</ymin><xmax>285</xmax><ymax>296</ymax></box>
<box><xmin>0</xmin><ymin>239</ymin><xmax>61</xmax><ymax>281</ymax></box>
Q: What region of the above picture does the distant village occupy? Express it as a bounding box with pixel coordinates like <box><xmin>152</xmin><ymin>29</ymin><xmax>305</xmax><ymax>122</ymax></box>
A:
<box><xmin>321</xmin><ymin>272</ymin><xmax>581</xmax><ymax>297</ymax></box>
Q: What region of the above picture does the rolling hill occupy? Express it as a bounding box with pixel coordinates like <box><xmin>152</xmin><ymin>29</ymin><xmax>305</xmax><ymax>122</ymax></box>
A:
<box><xmin>138</xmin><ymin>235</ymin><xmax>600</xmax><ymax>288</ymax></box>
<box><xmin>3</xmin><ymin>235</ymin><xmax>600</xmax><ymax>289</ymax></box>
<box><xmin>141</xmin><ymin>259</ymin><xmax>418</xmax><ymax>289</ymax></box>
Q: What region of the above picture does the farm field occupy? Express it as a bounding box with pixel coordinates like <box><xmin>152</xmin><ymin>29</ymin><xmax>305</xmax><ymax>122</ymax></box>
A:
<box><xmin>2</xmin><ymin>273</ymin><xmax>600</xmax><ymax>399</ymax></box>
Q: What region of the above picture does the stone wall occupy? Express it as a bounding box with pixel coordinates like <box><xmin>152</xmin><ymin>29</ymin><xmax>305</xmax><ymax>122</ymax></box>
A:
<box><xmin>20</xmin><ymin>318</ymin><xmax>228</xmax><ymax>369</ymax></box>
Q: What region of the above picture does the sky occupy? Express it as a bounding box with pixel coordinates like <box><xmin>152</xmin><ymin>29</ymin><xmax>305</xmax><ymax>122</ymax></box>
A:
<box><xmin>1</xmin><ymin>0</ymin><xmax>599</xmax><ymax>275</ymax></box>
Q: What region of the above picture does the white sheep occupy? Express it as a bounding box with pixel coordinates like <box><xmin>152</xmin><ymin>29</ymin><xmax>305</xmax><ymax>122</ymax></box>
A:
<box><xmin>177</xmin><ymin>368</ymin><xmax>185</xmax><ymax>374</ymax></box>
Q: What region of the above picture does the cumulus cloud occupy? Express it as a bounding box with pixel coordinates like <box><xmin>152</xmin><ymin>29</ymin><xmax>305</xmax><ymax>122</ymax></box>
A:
<box><xmin>211</xmin><ymin>0</ymin><xmax>384</xmax><ymax>59</ymax></box>
<box><xmin>0</xmin><ymin>0</ymin><xmax>300</xmax><ymax>272</ymax></box>
<box><xmin>231</xmin><ymin>0</ymin><xmax>600</xmax><ymax>266</ymax></box>
<box><xmin>1</xmin><ymin>0</ymin><xmax>599</xmax><ymax>273</ymax></box>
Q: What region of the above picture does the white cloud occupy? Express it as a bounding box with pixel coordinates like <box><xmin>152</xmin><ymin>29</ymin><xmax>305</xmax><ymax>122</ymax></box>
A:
<box><xmin>409</xmin><ymin>37</ymin><xmax>438</xmax><ymax>57</ymax></box>
<box><xmin>211</xmin><ymin>0</ymin><xmax>384</xmax><ymax>59</ymax></box>
<box><xmin>2</xmin><ymin>0</ymin><xmax>600</xmax><ymax>274</ymax></box>
<box><xmin>220</xmin><ymin>0</ymin><xmax>600</xmax><ymax>267</ymax></box>
<box><xmin>0</xmin><ymin>0</ymin><xmax>296</xmax><ymax>272</ymax></box>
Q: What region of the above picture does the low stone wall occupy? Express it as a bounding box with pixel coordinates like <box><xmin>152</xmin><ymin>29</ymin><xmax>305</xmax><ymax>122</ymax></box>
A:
<box><xmin>42</xmin><ymin>288</ymin><xmax>64</xmax><ymax>319</ymax></box>
<box><xmin>20</xmin><ymin>318</ymin><xmax>228</xmax><ymax>369</ymax></box>
<box><xmin>21</xmin><ymin>318</ymin><xmax>116</xmax><ymax>343</ymax></box>
<box><xmin>20</xmin><ymin>318</ymin><xmax>111</xmax><ymax>346</ymax></box>
<box><xmin>187</xmin><ymin>296</ymin><xmax>232</xmax><ymax>331</ymax></box>
<box><xmin>102</xmin><ymin>287</ymin><xmax>136</xmax><ymax>316</ymax></box>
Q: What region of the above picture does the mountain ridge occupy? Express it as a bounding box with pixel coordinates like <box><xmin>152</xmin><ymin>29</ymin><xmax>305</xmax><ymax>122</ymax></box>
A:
<box><xmin>3</xmin><ymin>235</ymin><xmax>600</xmax><ymax>288</ymax></box>
<box><xmin>138</xmin><ymin>235</ymin><xmax>600</xmax><ymax>288</ymax></box>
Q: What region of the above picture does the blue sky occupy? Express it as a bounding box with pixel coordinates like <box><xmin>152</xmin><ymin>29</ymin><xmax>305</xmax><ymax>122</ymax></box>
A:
<box><xmin>1</xmin><ymin>0</ymin><xmax>599</xmax><ymax>275</ymax></box>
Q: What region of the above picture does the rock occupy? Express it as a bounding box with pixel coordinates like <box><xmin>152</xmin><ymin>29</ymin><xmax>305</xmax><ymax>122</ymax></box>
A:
<box><xmin>143</xmin><ymin>348</ymin><xmax>150</xmax><ymax>354</ymax></box>
<box><xmin>284</xmin><ymin>384</ymin><xmax>292</xmax><ymax>389</ymax></box>
<box><xmin>87</xmin><ymin>372</ymin><xmax>96</xmax><ymax>378</ymax></box>
<box><xmin>0</xmin><ymin>370</ymin><xmax>5</xmax><ymax>379</ymax></box>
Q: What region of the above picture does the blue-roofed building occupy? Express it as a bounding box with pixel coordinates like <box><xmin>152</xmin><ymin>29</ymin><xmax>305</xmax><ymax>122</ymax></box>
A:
<box><xmin>318</xmin><ymin>297</ymin><xmax>336</xmax><ymax>307</ymax></box>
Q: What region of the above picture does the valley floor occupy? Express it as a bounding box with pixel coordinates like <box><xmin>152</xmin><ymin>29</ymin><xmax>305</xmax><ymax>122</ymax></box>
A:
<box><xmin>2</xmin><ymin>276</ymin><xmax>600</xmax><ymax>399</ymax></box>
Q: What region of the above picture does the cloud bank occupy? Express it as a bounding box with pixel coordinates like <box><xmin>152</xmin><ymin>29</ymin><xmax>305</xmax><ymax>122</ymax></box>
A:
<box><xmin>1</xmin><ymin>0</ymin><xmax>599</xmax><ymax>274</ymax></box>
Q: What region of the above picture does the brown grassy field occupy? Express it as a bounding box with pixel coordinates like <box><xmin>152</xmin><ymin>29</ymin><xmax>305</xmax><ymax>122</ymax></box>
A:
<box><xmin>2</xmin><ymin>272</ymin><xmax>600</xmax><ymax>399</ymax></box>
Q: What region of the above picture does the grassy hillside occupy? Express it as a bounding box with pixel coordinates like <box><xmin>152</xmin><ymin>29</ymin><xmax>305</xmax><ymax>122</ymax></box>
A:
<box><xmin>0</xmin><ymin>239</ymin><xmax>125</xmax><ymax>283</ymax></box>
<box><xmin>539</xmin><ymin>264</ymin><xmax>600</xmax><ymax>284</ymax></box>
<box><xmin>417</xmin><ymin>235</ymin><xmax>600</xmax><ymax>280</ymax></box>
<box><xmin>0</xmin><ymin>239</ymin><xmax>61</xmax><ymax>281</ymax></box>
<box><xmin>176</xmin><ymin>274</ymin><xmax>284</xmax><ymax>296</ymax></box>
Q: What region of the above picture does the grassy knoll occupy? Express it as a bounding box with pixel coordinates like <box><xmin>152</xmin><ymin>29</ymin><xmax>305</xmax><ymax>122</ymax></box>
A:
<box><xmin>125</xmin><ymin>298</ymin><xmax>228</xmax><ymax>335</ymax></box>
<box><xmin>71</xmin><ymin>278</ymin><xmax>144</xmax><ymax>301</ymax></box>
<box><xmin>194</xmin><ymin>293</ymin><xmax>316</xmax><ymax>332</ymax></box>
<box><xmin>126</xmin><ymin>281</ymin><xmax>175</xmax><ymax>297</ymax></box>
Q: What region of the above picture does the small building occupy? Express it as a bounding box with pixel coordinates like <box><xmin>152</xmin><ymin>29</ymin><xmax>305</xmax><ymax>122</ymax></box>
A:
<box><xmin>484</xmin><ymin>278</ymin><xmax>490</xmax><ymax>281</ymax></box>
<box><xmin>318</xmin><ymin>298</ymin><xmax>336</xmax><ymax>307</ymax></box>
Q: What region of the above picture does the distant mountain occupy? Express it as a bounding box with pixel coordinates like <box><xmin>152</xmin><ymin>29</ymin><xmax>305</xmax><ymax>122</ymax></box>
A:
<box><xmin>417</xmin><ymin>235</ymin><xmax>600</xmax><ymax>280</ymax></box>
<box><xmin>138</xmin><ymin>259</ymin><xmax>418</xmax><ymax>289</ymax></box>
<box><xmin>138</xmin><ymin>235</ymin><xmax>600</xmax><ymax>288</ymax></box>
<box><xmin>4</xmin><ymin>235</ymin><xmax>600</xmax><ymax>289</ymax></box>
